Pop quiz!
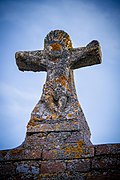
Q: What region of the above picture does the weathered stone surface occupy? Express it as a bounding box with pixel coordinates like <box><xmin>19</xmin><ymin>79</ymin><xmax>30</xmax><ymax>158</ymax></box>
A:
<box><xmin>95</xmin><ymin>144</ymin><xmax>120</xmax><ymax>155</ymax></box>
<box><xmin>92</xmin><ymin>156</ymin><xmax>117</xmax><ymax>170</ymax></box>
<box><xmin>27</xmin><ymin>119</ymin><xmax>81</xmax><ymax>133</ymax></box>
<box><xmin>0</xmin><ymin>161</ymin><xmax>16</xmax><ymax>176</ymax></box>
<box><xmin>42</xmin><ymin>143</ymin><xmax>94</xmax><ymax>160</ymax></box>
<box><xmin>0</xmin><ymin>146</ymin><xmax>42</xmax><ymax>161</ymax></box>
<box><xmin>24</xmin><ymin>148</ymin><xmax>42</xmax><ymax>159</ymax></box>
<box><xmin>14</xmin><ymin>160</ymin><xmax>40</xmax><ymax>180</ymax></box>
<box><xmin>117</xmin><ymin>156</ymin><xmax>120</xmax><ymax>167</ymax></box>
<box><xmin>40</xmin><ymin>172</ymin><xmax>86</xmax><ymax>180</ymax></box>
<box><xmin>86</xmin><ymin>170</ymin><xmax>120</xmax><ymax>180</ymax></box>
<box><xmin>25</xmin><ymin>131</ymin><xmax>85</xmax><ymax>150</ymax></box>
<box><xmin>0</xmin><ymin>147</ymin><xmax>25</xmax><ymax>161</ymax></box>
<box><xmin>67</xmin><ymin>159</ymin><xmax>91</xmax><ymax>172</ymax></box>
<box><xmin>15</xmin><ymin>160</ymin><xmax>39</xmax><ymax>173</ymax></box>
<box><xmin>41</xmin><ymin>160</ymin><xmax>66</xmax><ymax>174</ymax></box>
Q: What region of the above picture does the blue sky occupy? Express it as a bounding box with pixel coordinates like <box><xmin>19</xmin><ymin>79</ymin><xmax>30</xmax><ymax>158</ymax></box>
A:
<box><xmin>0</xmin><ymin>0</ymin><xmax>120</xmax><ymax>150</ymax></box>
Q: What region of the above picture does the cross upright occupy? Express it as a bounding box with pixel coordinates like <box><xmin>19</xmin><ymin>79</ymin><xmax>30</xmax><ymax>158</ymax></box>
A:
<box><xmin>15</xmin><ymin>30</ymin><xmax>102</xmax><ymax>125</ymax></box>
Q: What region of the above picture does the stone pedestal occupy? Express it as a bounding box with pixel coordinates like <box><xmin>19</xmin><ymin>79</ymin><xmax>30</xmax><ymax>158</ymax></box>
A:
<box><xmin>0</xmin><ymin>111</ymin><xmax>120</xmax><ymax>179</ymax></box>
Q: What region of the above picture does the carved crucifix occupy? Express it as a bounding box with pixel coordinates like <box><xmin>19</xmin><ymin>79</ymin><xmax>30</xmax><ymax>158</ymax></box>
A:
<box><xmin>15</xmin><ymin>30</ymin><xmax>102</xmax><ymax>124</ymax></box>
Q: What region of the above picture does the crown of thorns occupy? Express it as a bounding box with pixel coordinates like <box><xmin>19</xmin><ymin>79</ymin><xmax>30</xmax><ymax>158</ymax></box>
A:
<box><xmin>44</xmin><ymin>30</ymin><xmax>73</xmax><ymax>50</ymax></box>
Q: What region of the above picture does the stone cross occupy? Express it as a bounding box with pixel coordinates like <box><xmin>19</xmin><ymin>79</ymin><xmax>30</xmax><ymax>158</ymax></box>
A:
<box><xmin>15</xmin><ymin>30</ymin><xmax>101</xmax><ymax>135</ymax></box>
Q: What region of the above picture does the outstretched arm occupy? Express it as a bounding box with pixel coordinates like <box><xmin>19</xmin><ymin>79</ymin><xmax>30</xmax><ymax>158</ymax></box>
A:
<box><xmin>15</xmin><ymin>50</ymin><xmax>47</xmax><ymax>72</ymax></box>
<box><xmin>70</xmin><ymin>40</ymin><xmax>102</xmax><ymax>70</ymax></box>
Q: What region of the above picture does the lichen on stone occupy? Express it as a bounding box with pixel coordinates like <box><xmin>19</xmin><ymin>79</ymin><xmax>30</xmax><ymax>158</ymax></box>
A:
<box><xmin>63</xmin><ymin>141</ymin><xmax>84</xmax><ymax>158</ymax></box>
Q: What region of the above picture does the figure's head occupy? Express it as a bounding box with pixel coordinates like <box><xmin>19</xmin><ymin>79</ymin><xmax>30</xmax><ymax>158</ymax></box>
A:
<box><xmin>44</xmin><ymin>30</ymin><xmax>72</xmax><ymax>57</ymax></box>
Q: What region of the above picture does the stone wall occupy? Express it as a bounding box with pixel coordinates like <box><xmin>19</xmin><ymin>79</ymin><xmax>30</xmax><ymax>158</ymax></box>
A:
<box><xmin>0</xmin><ymin>144</ymin><xmax>120</xmax><ymax>179</ymax></box>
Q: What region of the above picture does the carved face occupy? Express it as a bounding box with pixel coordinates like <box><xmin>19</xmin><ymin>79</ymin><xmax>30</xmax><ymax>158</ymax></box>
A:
<box><xmin>47</xmin><ymin>43</ymin><xmax>63</xmax><ymax>57</ymax></box>
<box><xmin>50</xmin><ymin>43</ymin><xmax>62</xmax><ymax>51</ymax></box>
<box><xmin>44</xmin><ymin>30</ymin><xmax>73</xmax><ymax>58</ymax></box>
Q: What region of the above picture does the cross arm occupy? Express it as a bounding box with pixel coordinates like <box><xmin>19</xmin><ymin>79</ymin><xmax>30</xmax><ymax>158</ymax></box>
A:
<box><xmin>70</xmin><ymin>40</ymin><xmax>102</xmax><ymax>70</ymax></box>
<box><xmin>15</xmin><ymin>50</ymin><xmax>47</xmax><ymax>72</ymax></box>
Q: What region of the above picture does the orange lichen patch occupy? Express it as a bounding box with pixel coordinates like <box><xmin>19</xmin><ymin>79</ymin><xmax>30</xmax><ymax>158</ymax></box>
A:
<box><xmin>52</xmin><ymin>58</ymin><xmax>59</xmax><ymax>63</ymax></box>
<box><xmin>74</xmin><ymin>109</ymin><xmax>78</xmax><ymax>113</ymax></box>
<box><xmin>76</xmin><ymin>102</ymin><xmax>81</xmax><ymax>107</ymax></box>
<box><xmin>27</xmin><ymin>124</ymin><xmax>30</xmax><ymax>128</ymax></box>
<box><xmin>64</xmin><ymin>140</ymin><xmax>84</xmax><ymax>158</ymax></box>
<box><xmin>52</xmin><ymin>113</ymin><xmax>57</xmax><ymax>120</ymax></box>
<box><xmin>46</xmin><ymin>115</ymin><xmax>51</xmax><ymax>119</ymax></box>
<box><xmin>35</xmin><ymin>125</ymin><xmax>40</xmax><ymax>128</ymax></box>
<box><xmin>44</xmin><ymin>89</ymin><xmax>54</xmax><ymax>100</ymax></box>
<box><xmin>63</xmin><ymin>35</ymin><xmax>69</xmax><ymax>44</ymax></box>
<box><xmin>50</xmin><ymin>43</ymin><xmax>62</xmax><ymax>51</ymax></box>
<box><xmin>55</xmin><ymin>75</ymin><xmax>68</xmax><ymax>89</ymax></box>
<box><xmin>68</xmin><ymin>113</ymin><xmax>72</xmax><ymax>118</ymax></box>
<box><xmin>62</xmin><ymin>34</ymin><xmax>73</xmax><ymax>49</ymax></box>
<box><xmin>67</xmin><ymin>41</ymin><xmax>72</xmax><ymax>49</ymax></box>
<box><xmin>32</xmin><ymin>116</ymin><xmax>40</xmax><ymax>121</ymax></box>
<box><xmin>77</xmin><ymin>140</ymin><xmax>84</xmax><ymax>147</ymax></box>
<box><xmin>11</xmin><ymin>148</ymin><xmax>24</xmax><ymax>155</ymax></box>
<box><xmin>33</xmin><ymin>107</ymin><xmax>38</xmax><ymax>113</ymax></box>
<box><xmin>39</xmin><ymin>117</ymin><xmax>45</xmax><ymax>121</ymax></box>
<box><xmin>64</xmin><ymin>148</ymin><xmax>71</xmax><ymax>154</ymax></box>
<box><xmin>74</xmin><ymin>109</ymin><xmax>78</xmax><ymax>114</ymax></box>
<box><xmin>61</xmin><ymin>81</ymin><xmax>68</xmax><ymax>89</ymax></box>
<box><xmin>73</xmin><ymin>121</ymin><xmax>78</xmax><ymax>125</ymax></box>
<box><xmin>27</xmin><ymin>119</ymin><xmax>35</xmax><ymax>126</ymax></box>
<box><xmin>30</xmin><ymin>122</ymin><xmax>35</xmax><ymax>126</ymax></box>
<box><xmin>27</xmin><ymin>116</ymin><xmax>40</xmax><ymax>126</ymax></box>
<box><xmin>45</xmin><ymin>94</ymin><xmax>51</xmax><ymax>100</ymax></box>
<box><xmin>63</xmin><ymin>34</ymin><xmax>69</xmax><ymax>42</ymax></box>
<box><xmin>58</xmin><ymin>32</ymin><xmax>64</xmax><ymax>41</ymax></box>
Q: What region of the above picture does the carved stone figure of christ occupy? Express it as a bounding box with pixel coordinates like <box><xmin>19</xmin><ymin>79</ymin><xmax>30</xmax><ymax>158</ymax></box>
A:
<box><xmin>15</xmin><ymin>30</ymin><xmax>102</xmax><ymax>135</ymax></box>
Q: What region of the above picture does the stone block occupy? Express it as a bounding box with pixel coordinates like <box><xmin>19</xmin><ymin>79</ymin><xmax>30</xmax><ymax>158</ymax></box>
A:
<box><xmin>0</xmin><ymin>147</ymin><xmax>25</xmax><ymax>161</ymax></box>
<box><xmin>92</xmin><ymin>156</ymin><xmax>117</xmax><ymax>170</ymax></box>
<box><xmin>67</xmin><ymin>159</ymin><xmax>90</xmax><ymax>172</ymax></box>
<box><xmin>0</xmin><ymin>150</ymin><xmax>9</xmax><ymax>161</ymax></box>
<box><xmin>41</xmin><ymin>160</ymin><xmax>66</xmax><ymax>174</ymax></box>
<box><xmin>40</xmin><ymin>171</ymin><xmax>86</xmax><ymax>179</ymax></box>
<box><xmin>95</xmin><ymin>144</ymin><xmax>120</xmax><ymax>156</ymax></box>
<box><xmin>86</xmin><ymin>170</ymin><xmax>120</xmax><ymax>180</ymax></box>
<box><xmin>24</xmin><ymin>148</ymin><xmax>42</xmax><ymax>159</ymax></box>
<box><xmin>47</xmin><ymin>131</ymin><xmax>71</xmax><ymax>142</ymax></box>
<box><xmin>42</xmin><ymin>143</ymin><xmax>94</xmax><ymax>160</ymax></box>
<box><xmin>0</xmin><ymin>161</ymin><xmax>15</xmax><ymax>176</ymax></box>
<box><xmin>14</xmin><ymin>160</ymin><xmax>40</xmax><ymax>179</ymax></box>
<box><xmin>27</xmin><ymin>119</ymin><xmax>80</xmax><ymax>133</ymax></box>
<box><xmin>25</xmin><ymin>133</ymin><xmax>47</xmax><ymax>147</ymax></box>
<box><xmin>64</xmin><ymin>131</ymin><xmax>84</xmax><ymax>143</ymax></box>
